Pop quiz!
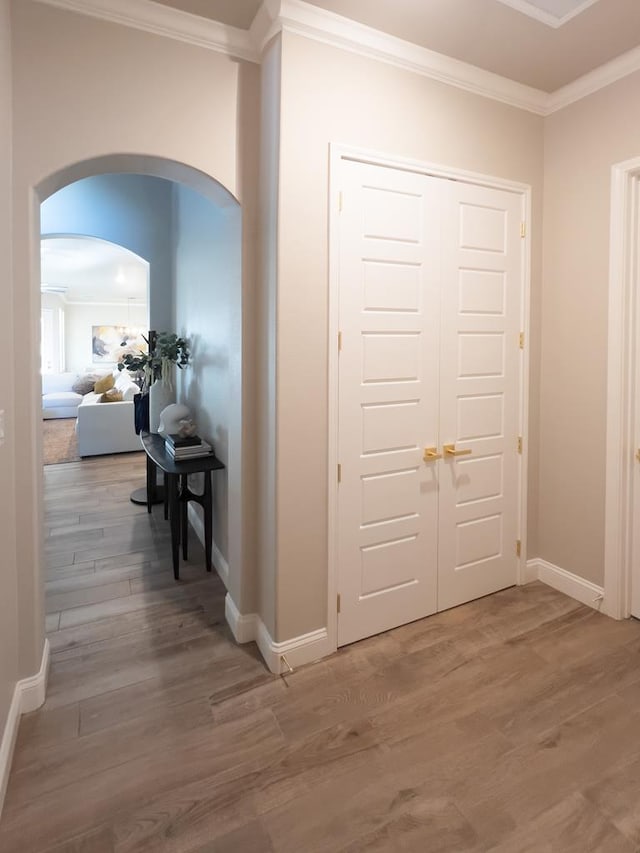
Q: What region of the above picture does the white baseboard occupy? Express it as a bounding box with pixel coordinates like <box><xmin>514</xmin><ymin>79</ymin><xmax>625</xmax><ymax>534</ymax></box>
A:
<box><xmin>224</xmin><ymin>593</ymin><xmax>333</xmax><ymax>674</ymax></box>
<box><xmin>187</xmin><ymin>503</ymin><xmax>229</xmax><ymax>588</ymax></box>
<box><xmin>224</xmin><ymin>593</ymin><xmax>259</xmax><ymax>644</ymax></box>
<box><xmin>189</xmin><ymin>508</ymin><xmax>332</xmax><ymax>673</ymax></box>
<box><xmin>527</xmin><ymin>559</ymin><xmax>605</xmax><ymax>612</ymax></box>
<box><xmin>0</xmin><ymin>639</ymin><xmax>50</xmax><ymax>819</ymax></box>
<box><xmin>211</xmin><ymin>541</ymin><xmax>229</xmax><ymax>588</ymax></box>
<box><xmin>20</xmin><ymin>639</ymin><xmax>51</xmax><ymax>714</ymax></box>
<box><xmin>0</xmin><ymin>682</ymin><xmax>21</xmax><ymax>821</ymax></box>
<box><xmin>256</xmin><ymin>623</ymin><xmax>333</xmax><ymax>675</ymax></box>
<box><xmin>522</xmin><ymin>559</ymin><xmax>539</xmax><ymax>585</ymax></box>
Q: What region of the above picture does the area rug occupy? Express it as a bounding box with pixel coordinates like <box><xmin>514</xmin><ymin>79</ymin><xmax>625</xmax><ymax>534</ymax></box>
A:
<box><xmin>42</xmin><ymin>418</ymin><xmax>80</xmax><ymax>465</ymax></box>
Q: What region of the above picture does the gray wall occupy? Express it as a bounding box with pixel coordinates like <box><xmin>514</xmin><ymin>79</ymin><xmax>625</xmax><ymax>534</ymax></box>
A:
<box><xmin>272</xmin><ymin>31</ymin><xmax>544</xmax><ymax>640</ymax></box>
<box><xmin>0</xmin><ymin>0</ymin><xmax>19</xmax><ymax>790</ymax></box>
<box><xmin>40</xmin><ymin>174</ymin><xmax>174</xmax><ymax>331</ymax></box>
<box><xmin>256</xmin><ymin>38</ymin><xmax>281</xmax><ymax>637</ymax></box>
<box><xmin>10</xmin><ymin>0</ymin><xmax>633</xmax><ymax>689</ymax></box>
<box><xmin>541</xmin><ymin>70</ymin><xmax>640</xmax><ymax>586</ymax></box>
<box><xmin>173</xmin><ymin>183</ymin><xmax>241</xmax><ymax>566</ymax></box>
<box><xmin>9</xmin><ymin>0</ymin><xmax>251</xmax><ymax>704</ymax></box>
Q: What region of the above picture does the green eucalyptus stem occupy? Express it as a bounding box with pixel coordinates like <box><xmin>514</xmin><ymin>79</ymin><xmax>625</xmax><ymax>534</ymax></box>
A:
<box><xmin>118</xmin><ymin>331</ymin><xmax>190</xmax><ymax>392</ymax></box>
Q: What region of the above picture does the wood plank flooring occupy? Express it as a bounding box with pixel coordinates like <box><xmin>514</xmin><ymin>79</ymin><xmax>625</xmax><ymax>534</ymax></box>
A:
<box><xmin>2</xmin><ymin>454</ymin><xmax>640</xmax><ymax>851</ymax></box>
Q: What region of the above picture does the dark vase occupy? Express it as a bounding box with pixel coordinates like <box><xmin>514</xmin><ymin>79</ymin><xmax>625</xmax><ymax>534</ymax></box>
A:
<box><xmin>133</xmin><ymin>392</ymin><xmax>150</xmax><ymax>434</ymax></box>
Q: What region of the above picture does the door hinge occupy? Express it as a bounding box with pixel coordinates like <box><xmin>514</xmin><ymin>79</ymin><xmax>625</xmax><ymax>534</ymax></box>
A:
<box><xmin>519</xmin><ymin>332</ymin><xmax>525</xmax><ymax>349</ymax></box>
<box><xmin>337</xmin><ymin>463</ymin><xmax>342</xmax><ymax>483</ymax></box>
<box><xmin>338</xmin><ymin>331</ymin><xmax>342</xmax><ymax>352</ymax></box>
<box><xmin>517</xmin><ymin>436</ymin><xmax>523</xmax><ymax>454</ymax></box>
<box><xmin>520</xmin><ymin>221</ymin><xmax>526</xmax><ymax>238</ymax></box>
<box><xmin>337</xmin><ymin>594</ymin><xmax>341</xmax><ymax>613</ymax></box>
<box><xmin>516</xmin><ymin>539</ymin><xmax>521</xmax><ymax>558</ymax></box>
<box><xmin>338</xmin><ymin>191</ymin><xmax>343</xmax><ymax>212</ymax></box>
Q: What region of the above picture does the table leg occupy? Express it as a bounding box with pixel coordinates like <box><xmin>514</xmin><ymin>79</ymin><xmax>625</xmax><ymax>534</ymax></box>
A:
<box><xmin>146</xmin><ymin>453</ymin><xmax>156</xmax><ymax>514</ymax></box>
<box><xmin>168</xmin><ymin>474</ymin><xmax>180</xmax><ymax>580</ymax></box>
<box><xmin>204</xmin><ymin>470</ymin><xmax>212</xmax><ymax>572</ymax></box>
<box><xmin>181</xmin><ymin>474</ymin><xmax>188</xmax><ymax>561</ymax></box>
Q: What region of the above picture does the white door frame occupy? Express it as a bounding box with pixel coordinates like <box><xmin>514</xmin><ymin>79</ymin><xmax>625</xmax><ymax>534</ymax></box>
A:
<box><xmin>604</xmin><ymin>156</ymin><xmax>640</xmax><ymax>620</ymax></box>
<box><xmin>327</xmin><ymin>143</ymin><xmax>532</xmax><ymax>652</ymax></box>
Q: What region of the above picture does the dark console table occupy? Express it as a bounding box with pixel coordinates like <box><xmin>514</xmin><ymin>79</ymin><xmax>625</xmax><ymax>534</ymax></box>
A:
<box><xmin>140</xmin><ymin>432</ymin><xmax>225</xmax><ymax>580</ymax></box>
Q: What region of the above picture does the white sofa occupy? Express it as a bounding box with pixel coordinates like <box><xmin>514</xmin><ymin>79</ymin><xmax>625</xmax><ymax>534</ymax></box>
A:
<box><xmin>42</xmin><ymin>372</ymin><xmax>83</xmax><ymax>419</ymax></box>
<box><xmin>76</xmin><ymin>371</ymin><xmax>143</xmax><ymax>457</ymax></box>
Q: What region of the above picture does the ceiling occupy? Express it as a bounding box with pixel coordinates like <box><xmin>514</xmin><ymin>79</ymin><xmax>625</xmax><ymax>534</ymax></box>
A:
<box><xmin>151</xmin><ymin>0</ymin><xmax>640</xmax><ymax>92</ymax></box>
<box><xmin>41</xmin><ymin>237</ymin><xmax>148</xmax><ymax>305</ymax></box>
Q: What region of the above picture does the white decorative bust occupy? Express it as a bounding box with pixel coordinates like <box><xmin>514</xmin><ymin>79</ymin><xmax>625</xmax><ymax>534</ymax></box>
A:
<box><xmin>158</xmin><ymin>403</ymin><xmax>191</xmax><ymax>438</ymax></box>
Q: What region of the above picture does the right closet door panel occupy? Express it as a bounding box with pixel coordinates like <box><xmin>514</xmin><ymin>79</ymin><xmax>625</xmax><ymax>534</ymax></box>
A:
<box><xmin>437</xmin><ymin>181</ymin><xmax>522</xmax><ymax>611</ymax></box>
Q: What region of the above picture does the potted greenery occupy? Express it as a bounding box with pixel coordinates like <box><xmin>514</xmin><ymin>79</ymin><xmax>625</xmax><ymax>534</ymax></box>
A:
<box><xmin>118</xmin><ymin>331</ymin><xmax>190</xmax><ymax>432</ymax></box>
<box><xmin>118</xmin><ymin>331</ymin><xmax>190</xmax><ymax>391</ymax></box>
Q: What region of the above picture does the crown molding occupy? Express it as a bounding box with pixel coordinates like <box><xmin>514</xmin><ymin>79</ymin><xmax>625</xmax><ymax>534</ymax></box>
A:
<box><xmin>546</xmin><ymin>43</ymin><xmax>640</xmax><ymax>113</ymax></box>
<box><xmin>33</xmin><ymin>0</ymin><xmax>640</xmax><ymax>117</ymax></box>
<box><xmin>249</xmin><ymin>0</ymin><xmax>281</xmax><ymax>54</ymax></box>
<box><xmin>494</xmin><ymin>0</ymin><xmax>600</xmax><ymax>29</ymax></box>
<box><xmin>34</xmin><ymin>0</ymin><xmax>257</xmax><ymax>62</ymax></box>
<box><xmin>273</xmin><ymin>0</ymin><xmax>549</xmax><ymax>114</ymax></box>
<box><xmin>34</xmin><ymin>0</ymin><xmax>547</xmax><ymax>112</ymax></box>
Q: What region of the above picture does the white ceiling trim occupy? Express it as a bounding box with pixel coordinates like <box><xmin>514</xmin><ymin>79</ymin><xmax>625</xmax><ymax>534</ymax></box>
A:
<box><xmin>494</xmin><ymin>0</ymin><xmax>600</xmax><ymax>28</ymax></box>
<box><xmin>250</xmin><ymin>0</ymin><xmax>281</xmax><ymax>49</ymax></box>
<box><xmin>33</xmin><ymin>0</ymin><xmax>640</xmax><ymax>116</ymax></box>
<box><xmin>254</xmin><ymin>0</ymin><xmax>548</xmax><ymax>113</ymax></box>
<box><xmin>34</xmin><ymin>0</ymin><xmax>256</xmax><ymax>62</ymax></box>
<box><xmin>548</xmin><ymin>43</ymin><xmax>640</xmax><ymax>112</ymax></box>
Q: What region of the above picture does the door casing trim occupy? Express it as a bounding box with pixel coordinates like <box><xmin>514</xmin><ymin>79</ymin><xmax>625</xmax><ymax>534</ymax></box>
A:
<box><xmin>327</xmin><ymin>143</ymin><xmax>532</xmax><ymax>652</ymax></box>
<box><xmin>604</xmin><ymin>157</ymin><xmax>640</xmax><ymax>619</ymax></box>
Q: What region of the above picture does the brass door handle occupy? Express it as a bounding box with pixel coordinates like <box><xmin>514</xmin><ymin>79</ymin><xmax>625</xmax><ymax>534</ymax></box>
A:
<box><xmin>636</xmin><ymin>449</ymin><xmax>640</xmax><ymax>463</ymax></box>
<box><xmin>443</xmin><ymin>444</ymin><xmax>472</xmax><ymax>457</ymax></box>
<box><xmin>423</xmin><ymin>447</ymin><xmax>442</xmax><ymax>462</ymax></box>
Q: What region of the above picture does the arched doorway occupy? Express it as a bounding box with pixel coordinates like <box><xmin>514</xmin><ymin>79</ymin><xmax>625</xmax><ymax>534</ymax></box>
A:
<box><xmin>24</xmin><ymin>155</ymin><xmax>247</xmax><ymax>689</ymax></box>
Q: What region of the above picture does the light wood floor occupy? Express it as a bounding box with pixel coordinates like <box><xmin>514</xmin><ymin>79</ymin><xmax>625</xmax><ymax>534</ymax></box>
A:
<box><xmin>1</xmin><ymin>454</ymin><xmax>640</xmax><ymax>851</ymax></box>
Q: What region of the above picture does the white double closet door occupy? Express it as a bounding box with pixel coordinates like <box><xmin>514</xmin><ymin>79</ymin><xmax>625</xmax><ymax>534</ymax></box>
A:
<box><xmin>337</xmin><ymin>160</ymin><xmax>524</xmax><ymax>646</ymax></box>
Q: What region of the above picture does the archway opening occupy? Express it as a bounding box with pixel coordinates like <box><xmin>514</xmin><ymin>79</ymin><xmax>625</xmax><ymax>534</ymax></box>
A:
<box><xmin>30</xmin><ymin>156</ymin><xmax>244</xmax><ymax>671</ymax></box>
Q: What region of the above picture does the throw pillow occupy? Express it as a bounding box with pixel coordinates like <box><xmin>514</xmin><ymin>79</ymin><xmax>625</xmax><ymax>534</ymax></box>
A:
<box><xmin>114</xmin><ymin>371</ymin><xmax>140</xmax><ymax>401</ymax></box>
<box><xmin>71</xmin><ymin>373</ymin><xmax>99</xmax><ymax>395</ymax></box>
<box><xmin>94</xmin><ymin>373</ymin><xmax>115</xmax><ymax>394</ymax></box>
<box><xmin>100</xmin><ymin>388</ymin><xmax>123</xmax><ymax>403</ymax></box>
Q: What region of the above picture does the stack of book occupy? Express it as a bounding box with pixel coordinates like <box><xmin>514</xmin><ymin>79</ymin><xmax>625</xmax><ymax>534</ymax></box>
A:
<box><xmin>165</xmin><ymin>433</ymin><xmax>213</xmax><ymax>461</ymax></box>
